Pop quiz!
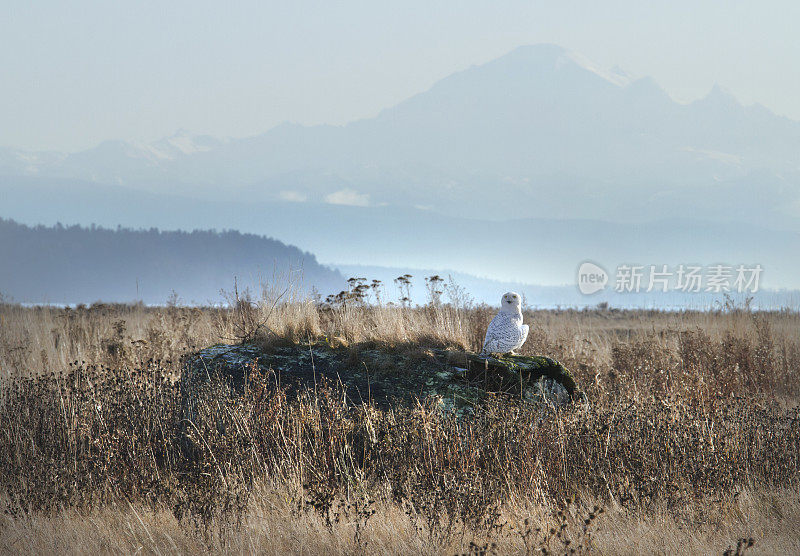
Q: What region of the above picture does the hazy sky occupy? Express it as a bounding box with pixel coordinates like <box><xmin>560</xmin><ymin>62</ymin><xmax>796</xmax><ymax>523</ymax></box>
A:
<box><xmin>2</xmin><ymin>1</ymin><xmax>799</xmax><ymax>152</ymax></box>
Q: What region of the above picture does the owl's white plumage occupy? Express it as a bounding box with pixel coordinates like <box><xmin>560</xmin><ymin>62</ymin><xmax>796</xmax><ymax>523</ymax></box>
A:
<box><xmin>482</xmin><ymin>291</ymin><xmax>529</xmax><ymax>355</ymax></box>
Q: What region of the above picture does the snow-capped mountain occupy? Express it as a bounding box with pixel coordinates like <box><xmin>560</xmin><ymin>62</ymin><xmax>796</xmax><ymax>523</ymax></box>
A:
<box><xmin>148</xmin><ymin>129</ymin><xmax>223</xmax><ymax>159</ymax></box>
<box><xmin>1</xmin><ymin>130</ymin><xmax>225</xmax><ymax>186</ymax></box>
<box><xmin>3</xmin><ymin>44</ymin><xmax>800</xmax><ymax>227</ymax></box>
<box><xmin>0</xmin><ymin>148</ymin><xmax>66</xmax><ymax>176</ymax></box>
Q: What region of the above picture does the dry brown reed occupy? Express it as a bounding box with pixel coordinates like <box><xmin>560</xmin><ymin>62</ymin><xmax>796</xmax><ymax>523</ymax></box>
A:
<box><xmin>1</xmin><ymin>291</ymin><xmax>799</xmax><ymax>554</ymax></box>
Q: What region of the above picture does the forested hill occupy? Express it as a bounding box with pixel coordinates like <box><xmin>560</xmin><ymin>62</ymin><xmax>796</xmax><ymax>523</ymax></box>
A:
<box><xmin>0</xmin><ymin>218</ymin><xmax>345</xmax><ymax>304</ymax></box>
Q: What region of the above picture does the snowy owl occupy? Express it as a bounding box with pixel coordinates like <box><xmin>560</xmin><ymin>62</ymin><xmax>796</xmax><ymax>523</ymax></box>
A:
<box><xmin>481</xmin><ymin>292</ymin><xmax>529</xmax><ymax>355</ymax></box>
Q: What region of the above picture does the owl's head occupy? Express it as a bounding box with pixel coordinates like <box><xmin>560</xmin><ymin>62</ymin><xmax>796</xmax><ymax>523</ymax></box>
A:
<box><xmin>500</xmin><ymin>291</ymin><xmax>522</xmax><ymax>312</ymax></box>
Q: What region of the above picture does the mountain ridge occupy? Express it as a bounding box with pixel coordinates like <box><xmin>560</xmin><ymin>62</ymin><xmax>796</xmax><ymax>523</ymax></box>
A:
<box><xmin>2</xmin><ymin>43</ymin><xmax>799</xmax><ymax>292</ymax></box>
<box><xmin>0</xmin><ymin>217</ymin><xmax>345</xmax><ymax>304</ymax></box>
<box><xmin>1</xmin><ymin>43</ymin><xmax>798</xmax><ymax>227</ymax></box>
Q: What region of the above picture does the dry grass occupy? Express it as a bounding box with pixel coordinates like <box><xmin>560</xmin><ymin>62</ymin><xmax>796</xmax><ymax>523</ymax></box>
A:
<box><xmin>3</xmin><ymin>488</ymin><xmax>798</xmax><ymax>555</ymax></box>
<box><xmin>1</xmin><ymin>291</ymin><xmax>799</xmax><ymax>554</ymax></box>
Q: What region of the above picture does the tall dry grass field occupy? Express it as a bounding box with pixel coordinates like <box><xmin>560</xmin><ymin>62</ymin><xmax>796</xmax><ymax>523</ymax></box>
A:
<box><xmin>1</xmin><ymin>291</ymin><xmax>799</xmax><ymax>554</ymax></box>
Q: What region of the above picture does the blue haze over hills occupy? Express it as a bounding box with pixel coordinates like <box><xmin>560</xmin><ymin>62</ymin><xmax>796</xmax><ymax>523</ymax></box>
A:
<box><xmin>1</xmin><ymin>45</ymin><xmax>799</xmax><ymax>305</ymax></box>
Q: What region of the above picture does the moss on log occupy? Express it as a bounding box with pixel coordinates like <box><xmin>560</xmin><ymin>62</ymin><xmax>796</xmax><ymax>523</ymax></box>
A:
<box><xmin>448</xmin><ymin>352</ymin><xmax>586</xmax><ymax>403</ymax></box>
<box><xmin>180</xmin><ymin>342</ymin><xmax>588</xmax><ymax>422</ymax></box>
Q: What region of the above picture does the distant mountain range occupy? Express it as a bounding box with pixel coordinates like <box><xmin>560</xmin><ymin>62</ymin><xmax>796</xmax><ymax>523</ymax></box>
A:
<box><xmin>2</xmin><ymin>43</ymin><xmax>799</xmax><ymax>299</ymax></box>
<box><xmin>2</xmin><ymin>44</ymin><xmax>799</xmax><ymax>228</ymax></box>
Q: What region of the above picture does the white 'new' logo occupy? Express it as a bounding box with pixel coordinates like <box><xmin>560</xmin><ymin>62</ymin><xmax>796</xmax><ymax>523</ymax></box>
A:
<box><xmin>577</xmin><ymin>262</ymin><xmax>608</xmax><ymax>295</ymax></box>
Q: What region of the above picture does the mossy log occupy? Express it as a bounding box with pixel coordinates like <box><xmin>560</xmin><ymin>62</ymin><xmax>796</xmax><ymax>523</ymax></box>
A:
<box><xmin>180</xmin><ymin>342</ymin><xmax>588</xmax><ymax>422</ymax></box>
<box><xmin>448</xmin><ymin>352</ymin><xmax>587</xmax><ymax>404</ymax></box>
